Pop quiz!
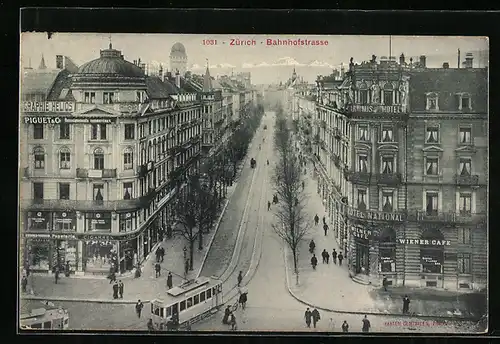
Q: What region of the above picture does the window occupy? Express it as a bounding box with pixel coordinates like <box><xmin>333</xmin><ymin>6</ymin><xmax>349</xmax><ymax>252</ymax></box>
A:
<box><xmin>206</xmin><ymin>288</ymin><xmax>212</xmax><ymax>299</ymax></box>
<box><xmin>383</xmin><ymin>91</ymin><xmax>393</xmax><ymax>105</ymax></box>
<box><xmin>200</xmin><ymin>291</ymin><xmax>206</xmax><ymax>302</ymax></box>
<box><xmin>425</xmin><ymin>192</ymin><xmax>439</xmax><ymax>215</ymax></box>
<box><xmin>458</xmin><ymin>193</ymin><xmax>472</xmax><ymax>215</ymax></box>
<box><xmin>459</xmin><ymin>158</ymin><xmax>471</xmax><ymax>176</ymax></box>
<box><xmin>426</xmin><ymin>94</ymin><xmax>439</xmax><ymax>110</ymax></box>
<box><xmin>124</xmin><ymin>148</ymin><xmax>133</xmax><ymax>170</ymax></box>
<box><xmin>119</xmin><ymin>212</ymin><xmax>135</xmax><ymax>233</ymax></box>
<box><xmin>382</xmin><ymin>191</ymin><xmax>393</xmax><ymax>212</ymax></box>
<box><xmin>180</xmin><ymin>300</ymin><xmax>186</xmax><ymax>311</ymax></box>
<box><xmin>194</xmin><ymin>295</ymin><xmax>200</xmax><ymax>305</ymax></box>
<box><xmin>420</xmin><ymin>229</ymin><xmax>444</xmax><ymax>274</ymax></box>
<box><xmin>123</xmin><ymin>182</ymin><xmax>132</xmax><ymax>200</ymax></box>
<box><xmin>359</xmin><ymin>89</ymin><xmax>368</xmax><ymax>104</ymax></box>
<box><xmin>59</xmin><ymin>123</ymin><xmax>70</xmax><ymax>139</ymax></box>
<box><xmin>381</xmin><ymin>126</ymin><xmax>393</xmax><ymax>142</ymax></box>
<box><xmin>381</xmin><ymin>156</ymin><xmax>394</xmax><ymax>174</ymax></box>
<box><xmin>425</xmin><ymin>126</ymin><xmax>439</xmax><ymax>143</ymax></box>
<box><xmin>33</xmin><ymin>124</ymin><xmax>44</xmax><ymax>139</ymax></box>
<box><xmin>461</xmin><ymin>96</ymin><xmax>471</xmax><ymax>110</ymax></box>
<box><xmin>34</xmin><ymin>147</ymin><xmax>45</xmax><ymax>169</ymax></box>
<box><xmin>33</xmin><ymin>182</ymin><xmax>43</xmax><ymax>200</ymax></box>
<box><xmin>94</xmin><ymin>148</ymin><xmax>104</xmax><ymax>170</ymax></box>
<box><xmin>379</xmin><ymin>228</ymin><xmax>396</xmax><ymax>273</ymax></box>
<box><xmin>186</xmin><ymin>298</ymin><xmax>193</xmax><ymax>308</ymax></box>
<box><xmin>425</xmin><ymin>157</ymin><xmax>439</xmax><ymax>175</ymax></box>
<box><xmin>57</xmin><ymin>183</ymin><xmax>70</xmax><ymax>200</ymax></box>
<box><xmin>84</xmin><ymin>92</ymin><xmax>96</xmax><ymax>103</ymax></box>
<box><xmin>458</xmin><ymin>253</ymin><xmax>471</xmax><ymax>274</ymax></box>
<box><xmin>103</xmin><ymin>92</ymin><xmax>115</xmax><ymax>104</ymax></box>
<box><xmin>358</xmin><ymin>125</ymin><xmax>368</xmax><ymax>141</ymax></box>
<box><xmin>93</xmin><ymin>184</ymin><xmax>104</xmax><ymax>201</ymax></box>
<box><xmin>357</xmin><ymin>189</ymin><xmax>367</xmax><ymax>211</ymax></box>
<box><xmin>124</xmin><ymin>124</ymin><xmax>135</xmax><ymax>140</ymax></box>
<box><xmin>459</xmin><ymin>127</ymin><xmax>472</xmax><ymax>144</ymax></box>
<box><xmin>458</xmin><ymin>228</ymin><xmax>471</xmax><ymax>244</ymax></box>
<box><xmin>91</xmin><ymin>124</ymin><xmax>107</xmax><ymax>140</ymax></box>
<box><xmin>358</xmin><ymin>155</ymin><xmax>368</xmax><ymax>173</ymax></box>
<box><xmin>60</xmin><ymin>148</ymin><xmax>71</xmax><ymax>169</ymax></box>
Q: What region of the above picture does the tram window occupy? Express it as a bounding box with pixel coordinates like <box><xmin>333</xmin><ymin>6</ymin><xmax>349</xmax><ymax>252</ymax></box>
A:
<box><xmin>212</xmin><ymin>287</ymin><xmax>217</xmax><ymax>295</ymax></box>
<box><xmin>154</xmin><ymin>307</ymin><xmax>160</xmax><ymax>316</ymax></box>
<box><xmin>43</xmin><ymin>321</ymin><xmax>52</xmax><ymax>329</ymax></box>
<box><xmin>64</xmin><ymin>319</ymin><xmax>68</xmax><ymax>325</ymax></box>
<box><xmin>186</xmin><ymin>297</ymin><xmax>193</xmax><ymax>308</ymax></box>
<box><xmin>166</xmin><ymin>306</ymin><xmax>172</xmax><ymax>317</ymax></box>
<box><xmin>180</xmin><ymin>300</ymin><xmax>186</xmax><ymax>311</ymax></box>
<box><xmin>218</xmin><ymin>284</ymin><xmax>222</xmax><ymax>292</ymax></box>
<box><xmin>200</xmin><ymin>291</ymin><xmax>206</xmax><ymax>302</ymax></box>
<box><xmin>160</xmin><ymin>308</ymin><xmax>164</xmax><ymax>318</ymax></box>
<box><xmin>206</xmin><ymin>289</ymin><xmax>212</xmax><ymax>299</ymax></box>
<box><xmin>31</xmin><ymin>323</ymin><xmax>42</xmax><ymax>329</ymax></box>
<box><xmin>194</xmin><ymin>295</ymin><xmax>200</xmax><ymax>305</ymax></box>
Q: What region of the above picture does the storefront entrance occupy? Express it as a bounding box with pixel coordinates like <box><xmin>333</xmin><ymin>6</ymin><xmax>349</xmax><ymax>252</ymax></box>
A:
<box><xmin>355</xmin><ymin>238</ymin><xmax>370</xmax><ymax>274</ymax></box>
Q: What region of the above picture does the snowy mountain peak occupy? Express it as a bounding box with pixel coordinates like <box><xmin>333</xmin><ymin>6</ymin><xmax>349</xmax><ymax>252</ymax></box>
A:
<box><xmin>273</xmin><ymin>56</ymin><xmax>303</xmax><ymax>66</ymax></box>
<box><xmin>309</xmin><ymin>60</ymin><xmax>333</xmax><ymax>68</ymax></box>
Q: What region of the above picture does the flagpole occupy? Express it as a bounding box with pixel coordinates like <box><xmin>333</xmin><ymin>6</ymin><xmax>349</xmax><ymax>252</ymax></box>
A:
<box><xmin>389</xmin><ymin>35</ymin><xmax>392</xmax><ymax>59</ymax></box>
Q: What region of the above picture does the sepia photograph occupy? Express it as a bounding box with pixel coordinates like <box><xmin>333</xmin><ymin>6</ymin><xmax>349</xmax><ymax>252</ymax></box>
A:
<box><xmin>18</xmin><ymin>32</ymin><xmax>488</xmax><ymax>333</ymax></box>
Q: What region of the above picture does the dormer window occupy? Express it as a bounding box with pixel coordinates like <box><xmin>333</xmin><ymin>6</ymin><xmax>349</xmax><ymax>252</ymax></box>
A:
<box><xmin>426</xmin><ymin>92</ymin><xmax>439</xmax><ymax>110</ymax></box>
<box><xmin>84</xmin><ymin>92</ymin><xmax>96</xmax><ymax>104</ymax></box>
<box><xmin>103</xmin><ymin>92</ymin><xmax>115</xmax><ymax>104</ymax></box>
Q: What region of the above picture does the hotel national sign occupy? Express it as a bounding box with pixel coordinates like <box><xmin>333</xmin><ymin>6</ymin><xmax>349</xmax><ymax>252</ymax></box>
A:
<box><xmin>335</xmin><ymin>199</ymin><xmax>405</xmax><ymax>222</ymax></box>
<box><xmin>348</xmin><ymin>104</ymin><xmax>405</xmax><ymax>114</ymax></box>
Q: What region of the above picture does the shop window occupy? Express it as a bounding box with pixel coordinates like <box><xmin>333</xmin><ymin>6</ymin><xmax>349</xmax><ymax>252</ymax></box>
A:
<box><xmin>33</xmin><ymin>124</ymin><xmax>44</xmax><ymax>139</ymax></box>
<box><xmin>425</xmin><ymin>157</ymin><xmax>439</xmax><ymax>176</ymax></box>
<box><xmin>459</xmin><ymin>158</ymin><xmax>472</xmax><ymax>176</ymax></box>
<box><xmin>200</xmin><ymin>291</ymin><xmax>206</xmax><ymax>302</ymax></box>
<box><xmin>358</xmin><ymin>125</ymin><xmax>368</xmax><ymax>141</ymax></box>
<box><xmin>103</xmin><ymin>92</ymin><xmax>115</xmax><ymax>104</ymax></box>
<box><xmin>379</xmin><ymin>228</ymin><xmax>396</xmax><ymax>273</ymax></box>
<box><xmin>381</xmin><ymin>156</ymin><xmax>394</xmax><ymax>174</ymax></box>
<box><xmin>33</xmin><ymin>182</ymin><xmax>44</xmax><ymax>200</ymax></box>
<box><xmin>458</xmin><ymin>253</ymin><xmax>471</xmax><ymax>274</ymax></box>
<box><xmin>458</xmin><ymin>227</ymin><xmax>471</xmax><ymax>244</ymax></box>
<box><xmin>58</xmin><ymin>240</ymin><xmax>77</xmax><ymax>270</ymax></box>
<box><xmin>91</xmin><ymin>124</ymin><xmax>107</xmax><ymax>140</ymax></box>
<box><xmin>124</xmin><ymin>124</ymin><xmax>135</xmax><ymax>140</ymax></box>
<box><xmin>94</xmin><ymin>148</ymin><xmax>105</xmax><ymax>170</ymax></box>
<box><xmin>425</xmin><ymin>126</ymin><xmax>439</xmax><ymax>143</ymax></box>
<box><xmin>84</xmin><ymin>92</ymin><xmax>96</xmax><ymax>104</ymax></box>
<box><xmin>59</xmin><ymin>148</ymin><xmax>71</xmax><ymax>169</ymax></box>
<box><xmin>59</xmin><ymin>183</ymin><xmax>70</xmax><ymax>200</ymax></box>
<box><xmin>59</xmin><ymin>123</ymin><xmax>70</xmax><ymax>140</ymax></box>
<box><xmin>381</xmin><ymin>126</ymin><xmax>393</xmax><ymax>142</ymax></box>
<box><xmin>84</xmin><ymin>241</ymin><xmax>114</xmax><ymax>270</ymax></box>
<box><xmin>458</xmin><ymin>193</ymin><xmax>472</xmax><ymax>215</ymax></box>
<box><xmin>123</xmin><ymin>182</ymin><xmax>132</xmax><ymax>200</ymax></box>
<box><xmin>459</xmin><ymin>126</ymin><xmax>472</xmax><ymax>144</ymax></box>
<box><xmin>53</xmin><ymin>212</ymin><xmax>75</xmax><ymax>232</ymax></box>
<box><xmin>420</xmin><ymin>229</ymin><xmax>444</xmax><ymax>274</ymax></box>
<box><xmin>425</xmin><ymin>192</ymin><xmax>439</xmax><ymax>215</ymax></box>
<box><xmin>34</xmin><ymin>147</ymin><xmax>45</xmax><ymax>169</ymax></box>
<box><xmin>358</xmin><ymin>155</ymin><xmax>368</xmax><ymax>173</ymax></box>
<box><xmin>382</xmin><ymin>191</ymin><xmax>393</xmax><ymax>212</ymax></box>
<box><xmin>27</xmin><ymin>242</ymin><xmax>50</xmax><ymax>270</ymax></box>
<box><xmin>357</xmin><ymin>189</ymin><xmax>367</xmax><ymax>211</ymax></box>
<box><xmin>119</xmin><ymin>212</ymin><xmax>135</xmax><ymax>233</ymax></box>
<box><xmin>93</xmin><ymin>184</ymin><xmax>104</xmax><ymax>201</ymax></box>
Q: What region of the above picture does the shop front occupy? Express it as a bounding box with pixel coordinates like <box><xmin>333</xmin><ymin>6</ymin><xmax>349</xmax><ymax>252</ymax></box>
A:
<box><xmin>419</xmin><ymin>228</ymin><xmax>446</xmax><ymax>288</ymax></box>
<box><xmin>52</xmin><ymin>211</ymin><xmax>76</xmax><ymax>232</ymax></box>
<box><xmin>24</xmin><ymin>233</ymin><xmax>79</xmax><ymax>273</ymax></box>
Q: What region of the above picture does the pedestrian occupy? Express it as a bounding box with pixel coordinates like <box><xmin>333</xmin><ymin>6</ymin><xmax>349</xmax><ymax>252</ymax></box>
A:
<box><xmin>268</xmin><ymin>201</ymin><xmax>271</xmax><ymax>211</ymax></box>
<box><xmin>155</xmin><ymin>247</ymin><xmax>161</xmax><ymax>263</ymax></box>
<box><xmin>237</xmin><ymin>271</ymin><xmax>243</xmax><ymax>287</ymax></box>
<box><xmin>304</xmin><ymin>308</ymin><xmax>312</xmax><ymax>328</ymax></box>
<box><xmin>321</xmin><ymin>249</ymin><xmax>327</xmax><ymax>264</ymax></box>
<box><xmin>322</xmin><ymin>216</ymin><xmax>326</xmax><ymax>225</ymax></box>
<box><xmin>332</xmin><ymin>249</ymin><xmax>337</xmax><ymax>264</ymax></box>
<box><xmin>230</xmin><ymin>312</ymin><xmax>237</xmax><ymax>330</ymax></box>
<box><xmin>222</xmin><ymin>306</ymin><xmax>231</xmax><ymax>324</ymax></box>
<box><xmin>54</xmin><ymin>266</ymin><xmax>60</xmax><ymax>284</ymax></box>
<box><xmin>147</xmin><ymin>318</ymin><xmax>154</xmax><ymax>331</ymax></box>
<box><xmin>311</xmin><ymin>254</ymin><xmax>318</xmax><ymax>270</ymax></box>
<box><xmin>302</xmin><ymin>180</ymin><xmax>305</xmax><ymax>190</ymax></box>
<box><xmin>167</xmin><ymin>272</ymin><xmax>173</xmax><ymax>289</ymax></box>
<box><xmin>239</xmin><ymin>291</ymin><xmax>248</xmax><ymax>309</ymax></box>
<box><xmin>323</xmin><ymin>223</ymin><xmax>329</xmax><ymax>236</ymax></box>
<box><xmin>112</xmin><ymin>281</ymin><xmax>119</xmax><ymax>299</ymax></box>
<box><xmin>402</xmin><ymin>294</ymin><xmax>411</xmax><ymax>314</ymax></box>
<box><xmin>155</xmin><ymin>262</ymin><xmax>161</xmax><ymax>278</ymax></box>
<box><xmin>314</xmin><ymin>214</ymin><xmax>319</xmax><ymax>226</ymax></box>
<box><xmin>325</xmin><ymin>250</ymin><xmax>330</xmax><ymax>264</ymax></box>
<box><xmin>361</xmin><ymin>315</ymin><xmax>371</xmax><ymax>332</ymax></box>
<box><xmin>184</xmin><ymin>259</ymin><xmax>189</xmax><ymax>276</ymax></box>
<box><xmin>108</xmin><ymin>267</ymin><xmax>116</xmax><ymax>284</ymax></box>
<box><xmin>135</xmin><ymin>300</ymin><xmax>144</xmax><ymax>318</ymax></box>
<box><xmin>118</xmin><ymin>280</ymin><xmax>124</xmax><ymax>299</ymax></box>
<box><xmin>159</xmin><ymin>247</ymin><xmax>165</xmax><ymax>263</ymax></box>
<box><xmin>311</xmin><ymin>308</ymin><xmax>320</xmax><ymax>328</ymax></box>
<box><xmin>342</xmin><ymin>320</ymin><xmax>349</xmax><ymax>332</ymax></box>
<box><xmin>382</xmin><ymin>276</ymin><xmax>388</xmax><ymax>292</ymax></box>
<box><xmin>329</xmin><ymin>318</ymin><xmax>335</xmax><ymax>331</ymax></box>
<box><xmin>338</xmin><ymin>252</ymin><xmax>344</xmax><ymax>266</ymax></box>
<box><xmin>21</xmin><ymin>276</ymin><xmax>28</xmax><ymax>293</ymax></box>
<box><xmin>309</xmin><ymin>239</ymin><xmax>316</xmax><ymax>253</ymax></box>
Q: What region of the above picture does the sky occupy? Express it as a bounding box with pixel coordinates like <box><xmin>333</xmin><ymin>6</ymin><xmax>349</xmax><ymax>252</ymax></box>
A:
<box><xmin>20</xmin><ymin>33</ymin><xmax>489</xmax><ymax>84</ymax></box>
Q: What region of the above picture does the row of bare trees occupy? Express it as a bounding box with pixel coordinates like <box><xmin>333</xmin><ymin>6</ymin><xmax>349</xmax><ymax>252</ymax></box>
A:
<box><xmin>271</xmin><ymin>105</ymin><xmax>310</xmax><ymax>282</ymax></box>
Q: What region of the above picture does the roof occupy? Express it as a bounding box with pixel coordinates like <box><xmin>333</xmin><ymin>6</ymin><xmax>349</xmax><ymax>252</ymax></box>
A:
<box><xmin>21</xmin><ymin>69</ymin><xmax>63</xmax><ymax>97</ymax></box>
<box><xmin>145</xmin><ymin>76</ymin><xmax>177</xmax><ymax>98</ymax></box>
<box><xmin>409</xmin><ymin>68</ymin><xmax>488</xmax><ymax>113</ymax></box>
<box><xmin>170</xmin><ymin>42</ymin><xmax>187</xmax><ymax>57</ymax></box>
<box><xmin>78</xmin><ymin>45</ymin><xmax>145</xmax><ymax>78</ymax></box>
<box><xmin>47</xmin><ymin>69</ymin><xmax>75</xmax><ymax>101</ymax></box>
<box><xmin>203</xmin><ymin>66</ymin><xmax>213</xmax><ymax>91</ymax></box>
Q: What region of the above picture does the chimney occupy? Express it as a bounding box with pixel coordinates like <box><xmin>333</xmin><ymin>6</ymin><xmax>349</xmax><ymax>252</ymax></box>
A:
<box><xmin>138</xmin><ymin>57</ymin><xmax>141</xmax><ymax>65</ymax></box>
<box><xmin>56</xmin><ymin>55</ymin><xmax>64</xmax><ymax>69</ymax></box>
<box><xmin>419</xmin><ymin>55</ymin><xmax>426</xmax><ymax>68</ymax></box>
<box><xmin>399</xmin><ymin>53</ymin><xmax>405</xmax><ymax>65</ymax></box>
<box><xmin>464</xmin><ymin>52</ymin><xmax>473</xmax><ymax>68</ymax></box>
<box><xmin>458</xmin><ymin>49</ymin><xmax>461</xmax><ymax>68</ymax></box>
<box><xmin>442</xmin><ymin>62</ymin><xmax>449</xmax><ymax>69</ymax></box>
<box><xmin>159</xmin><ymin>64</ymin><xmax>164</xmax><ymax>81</ymax></box>
<box><xmin>175</xmin><ymin>70</ymin><xmax>181</xmax><ymax>88</ymax></box>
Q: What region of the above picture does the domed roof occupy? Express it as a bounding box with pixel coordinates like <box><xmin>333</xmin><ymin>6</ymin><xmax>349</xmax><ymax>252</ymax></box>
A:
<box><xmin>170</xmin><ymin>42</ymin><xmax>187</xmax><ymax>57</ymax></box>
<box><xmin>77</xmin><ymin>44</ymin><xmax>145</xmax><ymax>77</ymax></box>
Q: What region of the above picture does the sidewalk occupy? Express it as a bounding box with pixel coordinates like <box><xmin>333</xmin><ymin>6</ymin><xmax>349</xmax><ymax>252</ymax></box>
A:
<box><xmin>284</xmin><ymin>160</ymin><xmax>483</xmax><ymax>320</ymax></box>
<box><xmin>21</xmin><ymin>184</ymin><xmax>238</xmax><ymax>304</ymax></box>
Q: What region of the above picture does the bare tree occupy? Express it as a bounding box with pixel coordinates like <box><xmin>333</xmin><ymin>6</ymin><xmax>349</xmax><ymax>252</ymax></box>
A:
<box><xmin>271</xmin><ymin>108</ymin><xmax>310</xmax><ymax>283</ymax></box>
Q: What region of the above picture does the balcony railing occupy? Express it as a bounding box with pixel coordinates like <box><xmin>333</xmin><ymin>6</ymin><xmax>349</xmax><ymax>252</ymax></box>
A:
<box><xmin>376</xmin><ymin>173</ymin><xmax>402</xmax><ymax>185</ymax></box>
<box><xmin>76</xmin><ymin>168</ymin><xmax>117</xmax><ymax>179</ymax></box>
<box><xmin>455</xmin><ymin>174</ymin><xmax>480</xmax><ymax>186</ymax></box>
<box><xmin>410</xmin><ymin>210</ymin><xmax>486</xmax><ymax>224</ymax></box>
<box><xmin>345</xmin><ymin>171</ymin><xmax>372</xmax><ymax>184</ymax></box>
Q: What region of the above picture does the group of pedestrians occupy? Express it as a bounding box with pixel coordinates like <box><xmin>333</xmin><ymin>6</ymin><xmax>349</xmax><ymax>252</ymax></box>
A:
<box><xmin>309</xmin><ymin>243</ymin><xmax>344</xmax><ymax>270</ymax></box>
<box><xmin>222</xmin><ymin>306</ymin><xmax>238</xmax><ymax>330</ymax></box>
<box><xmin>304</xmin><ymin>309</ymin><xmax>372</xmax><ymax>332</ymax></box>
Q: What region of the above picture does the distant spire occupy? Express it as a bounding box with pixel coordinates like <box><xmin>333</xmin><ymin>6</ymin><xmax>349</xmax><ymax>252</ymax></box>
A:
<box><xmin>39</xmin><ymin>54</ymin><xmax>46</xmax><ymax>69</ymax></box>
<box><xmin>203</xmin><ymin>59</ymin><xmax>212</xmax><ymax>91</ymax></box>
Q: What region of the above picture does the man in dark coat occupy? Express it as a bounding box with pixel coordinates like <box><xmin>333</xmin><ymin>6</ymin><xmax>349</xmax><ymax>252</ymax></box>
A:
<box><xmin>322</xmin><ymin>216</ymin><xmax>326</xmax><ymax>225</ymax></box>
<box><xmin>112</xmin><ymin>281</ymin><xmax>119</xmax><ymax>299</ymax></box>
<box><xmin>342</xmin><ymin>320</ymin><xmax>349</xmax><ymax>332</ymax></box>
<box><xmin>314</xmin><ymin>214</ymin><xmax>319</xmax><ymax>226</ymax></box>
<box><xmin>311</xmin><ymin>254</ymin><xmax>318</xmax><ymax>270</ymax></box>
<box><xmin>402</xmin><ymin>295</ymin><xmax>411</xmax><ymax>314</ymax></box>
<box><xmin>167</xmin><ymin>272</ymin><xmax>173</xmax><ymax>289</ymax></box>
<box><xmin>332</xmin><ymin>249</ymin><xmax>337</xmax><ymax>264</ymax></box>
<box><xmin>382</xmin><ymin>276</ymin><xmax>388</xmax><ymax>292</ymax></box>
<box><xmin>118</xmin><ymin>280</ymin><xmax>124</xmax><ymax>299</ymax></box>
<box><xmin>159</xmin><ymin>247</ymin><xmax>165</xmax><ymax>263</ymax></box>
<box><xmin>54</xmin><ymin>266</ymin><xmax>60</xmax><ymax>284</ymax></box>
<box><xmin>321</xmin><ymin>249</ymin><xmax>328</xmax><ymax>264</ymax></box>
<box><xmin>325</xmin><ymin>250</ymin><xmax>330</xmax><ymax>264</ymax></box>
<box><xmin>268</xmin><ymin>201</ymin><xmax>271</xmax><ymax>211</ymax></box>
<box><xmin>311</xmin><ymin>308</ymin><xmax>320</xmax><ymax>328</ymax></box>
<box><xmin>135</xmin><ymin>300</ymin><xmax>144</xmax><ymax>318</ymax></box>
<box><xmin>362</xmin><ymin>315</ymin><xmax>371</xmax><ymax>332</ymax></box>
<box><xmin>304</xmin><ymin>308</ymin><xmax>312</xmax><ymax>328</ymax></box>
<box><xmin>338</xmin><ymin>252</ymin><xmax>344</xmax><ymax>266</ymax></box>
<box><xmin>155</xmin><ymin>262</ymin><xmax>161</xmax><ymax>278</ymax></box>
<box><xmin>21</xmin><ymin>276</ymin><xmax>28</xmax><ymax>293</ymax></box>
<box><xmin>323</xmin><ymin>223</ymin><xmax>329</xmax><ymax>236</ymax></box>
<box><xmin>237</xmin><ymin>271</ymin><xmax>243</xmax><ymax>287</ymax></box>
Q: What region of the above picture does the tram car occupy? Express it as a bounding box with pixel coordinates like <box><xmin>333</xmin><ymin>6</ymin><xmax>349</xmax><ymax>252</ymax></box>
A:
<box><xmin>20</xmin><ymin>301</ymin><xmax>69</xmax><ymax>330</ymax></box>
<box><xmin>150</xmin><ymin>276</ymin><xmax>223</xmax><ymax>331</ymax></box>
<box><xmin>250</xmin><ymin>158</ymin><xmax>256</xmax><ymax>168</ymax></box>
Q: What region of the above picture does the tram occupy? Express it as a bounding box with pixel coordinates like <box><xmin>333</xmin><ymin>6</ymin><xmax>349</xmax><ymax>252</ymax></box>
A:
<box><xmin>20</xmin><ymin>302</ymin><xmax>69</xmax><ymax>330</ymax></box>
<box><xmin>150</xmin><ymin>276</ymin><xmax>223</xmax><ymax>331</ymax></box>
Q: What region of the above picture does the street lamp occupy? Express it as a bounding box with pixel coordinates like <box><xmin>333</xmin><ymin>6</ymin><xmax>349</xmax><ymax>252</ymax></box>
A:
<box><xmin>183</xmin><ymin>246</ymin><xmax>187</xmax><ymax>261</ymax></box>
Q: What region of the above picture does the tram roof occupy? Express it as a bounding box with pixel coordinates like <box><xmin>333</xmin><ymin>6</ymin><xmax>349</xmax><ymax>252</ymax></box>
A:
<box><xmin>153</xmin><ymin>276</ymin><xmax>221</xmax><ymax>304</ymax></box>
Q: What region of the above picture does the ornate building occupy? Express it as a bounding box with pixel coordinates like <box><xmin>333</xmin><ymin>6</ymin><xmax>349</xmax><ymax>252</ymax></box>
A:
<box><xmin>169</xmin><ymin>42</ymin><xmax>188</xmax><ymax>76</ymax></box>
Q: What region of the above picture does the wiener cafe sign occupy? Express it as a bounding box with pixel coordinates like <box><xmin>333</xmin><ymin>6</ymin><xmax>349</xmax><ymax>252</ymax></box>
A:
<box><xmin>398</xmin><ymin>239</ymin><xmax>451</xmax><ymax>246</ymax></box>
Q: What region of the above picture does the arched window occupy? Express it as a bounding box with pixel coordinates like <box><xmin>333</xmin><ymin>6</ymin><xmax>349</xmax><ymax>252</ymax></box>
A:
<box><xmin>379</xmin><ymin>228</ymin><xmax>396</xmax><ymax>273</ymax></box>
<box><xmin>59</xmin><ymin>147</ymin><xmax>71</xmax><ymax>169</ymax></box>
<box><xmin>420</xmin><ymin>228</ymin><xmax>445</xmax><ymax>274</ymax></box>
<box><xmin>359</xmin><ymin>82</ymin><xmax>368</xmax><ymax>104</ymax></box>
<box><xmin>93</xmin><ymin>148</ymin><xmax>104</xmax><ymax>170</ymax></box>
<box><xmin>123</xmin><ymin>147</ymin><xmax>133</xmax><ymax>170</ymax></box>
<box><xmin>33</xmin><ymin>146</ymin><xmax>45</xmax><ymax>169</ymax></box>
<box><xmin>383</xmin><ymin>82</ymin><xmax>394</xmax><ymax>105</ymax></box>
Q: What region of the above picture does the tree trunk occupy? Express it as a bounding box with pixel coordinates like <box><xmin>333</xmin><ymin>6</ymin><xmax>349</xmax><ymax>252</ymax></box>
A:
<box><xmin>189</xmin><ymin>239</ymin><xmax>195</xmax><ymax>270</ymax></box>
<box><xmin>292</xmin><ymin>248</ymin><xmax>299</xmax><ymax>275</ymax></box>
<box><xmin>198</xmin><ymin>229</ymin><xmax>203</xmax><ymax>250</ymax></box>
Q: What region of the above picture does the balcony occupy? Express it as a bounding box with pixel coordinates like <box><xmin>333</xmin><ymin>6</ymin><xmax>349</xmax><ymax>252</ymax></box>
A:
<box><xmin>376</xmin><ymin>173</ymin><xmax>402</xmax><ymax>185</ymax></box>
<box><xmin>410</xmin><ymin>210</ymin><xmax>486</xmax><ymax>224</ymax></box>
<box><xmin>455</xmin><ymin>174</ymin><xmax>480</xmax><ymax>186</ymax></box>
<box><xmin>76</xmin><ymin>168</ymin><xmax>117</xmax><ymax>179</ymax></box>
<box><xmin>320</xmin><ymin>120</ymin><xmax>326</xmax><ymax>129</ymax></box>
<box><xmin>345</xmin><ymin>171</ymin><xmax>372</xmax><ymax>185</ymax></box>
<box><xmin>190</xmin><ymin>134</ymin><xmax>201</xmax><ymax>143</ymax></box>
